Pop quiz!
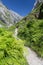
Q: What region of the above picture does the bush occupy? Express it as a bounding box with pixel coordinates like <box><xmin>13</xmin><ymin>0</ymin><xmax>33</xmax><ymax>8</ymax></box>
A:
<box><xmin>18</xmin><ymin>19</ymin><xmax>43</xmax><ymax>58</ymax></box>
<box><xmin>0</xmin><ymin>28</ymin><xmax>28</xmax><ymax>65</ymax></box>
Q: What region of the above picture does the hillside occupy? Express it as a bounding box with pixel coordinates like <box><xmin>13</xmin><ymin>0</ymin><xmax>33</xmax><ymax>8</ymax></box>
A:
<box><xmin>0</xmin><ymin>0</ymin><xmax>43</xmax><ymax>65</ymax></box>
<box><xmin>0</xmin><ymin>2</ymin><xmax>28</xmax><ymax>65</ymax></box>
<box><xmin>16</xmin><ymin>2</ymin><xmax>43</xmax><ymax>58</ymax></box>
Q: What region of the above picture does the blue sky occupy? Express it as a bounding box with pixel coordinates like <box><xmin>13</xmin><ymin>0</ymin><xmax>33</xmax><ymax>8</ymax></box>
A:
<box><xmin>1</xmin><ymin>0</ymin><xmax>35</xmax><ymax>16</ymax></box>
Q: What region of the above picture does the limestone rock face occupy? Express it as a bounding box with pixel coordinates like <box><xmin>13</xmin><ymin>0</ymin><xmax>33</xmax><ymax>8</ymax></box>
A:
<box><xmin>32</xmin><ymin>0</ymin><xmax>43</xmax><ymax>19</ymax></box>
<box><xmin>33</xmin><ymin>0</ymin><xmax>43</xmax><ymax>9</ymax></box>
<box><xmin>0</xmin><ymin>2</ymin><xmax>22</xmax><ymax>27</ymax></box>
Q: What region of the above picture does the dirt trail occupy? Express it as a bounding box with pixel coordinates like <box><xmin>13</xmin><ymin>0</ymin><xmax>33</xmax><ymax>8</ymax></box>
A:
<box><xmin>24</xmin><ymin>47</ymin><xmax>43</xmax><ymax>65</ymax></box>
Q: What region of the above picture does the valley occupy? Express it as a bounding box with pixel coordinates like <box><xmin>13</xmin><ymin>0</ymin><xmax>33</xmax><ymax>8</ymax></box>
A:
<box><xmin>0</xmin><ymin>0</ymin><xmax>43</xmax><ymax>65</ymax></box>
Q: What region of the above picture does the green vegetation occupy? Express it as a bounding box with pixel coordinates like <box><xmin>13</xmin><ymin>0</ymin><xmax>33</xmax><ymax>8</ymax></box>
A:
<box><xmin>32</xmin><ymin>3</ymin><xmax>42</xmax><ymax>13</ymax></box>
<box><xmin>0</xmin><ymin>28</ymin><xmax>28</xmax><ymax>65</ymax></box>
<box><xmin>16</xmin><ymin>3</ymin><xmax>43</xmax><ymax>58</ymax></box>
<box><xmin>17</xmin><ymin>19</ymin><xmax>43</xmax><ymax>58</ymax></box>
<box><xmin>0</xmin><ymin>2</ymin><xmax>43</xmax><ymax>65</ymax></box>
<box><xmin>8</xmin><ymin>25</ymin><xmax>15</xmax><ymax>31</ymax></box>
<box><xmin>0</xmin><ymin>20</ymin><xmax>6</xmax><ymax>26</ymax></box>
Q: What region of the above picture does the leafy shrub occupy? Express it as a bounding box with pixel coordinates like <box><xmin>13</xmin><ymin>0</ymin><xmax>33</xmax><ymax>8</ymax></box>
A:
<box><xmin>0</xmin><ymin>28</ymin><xmax>28</xmax><ymax>65</ymax></box>
<box><xmin>18</xmin><ymin>19</ymin><xmax>43</xmax><ymax>58</ymax></box>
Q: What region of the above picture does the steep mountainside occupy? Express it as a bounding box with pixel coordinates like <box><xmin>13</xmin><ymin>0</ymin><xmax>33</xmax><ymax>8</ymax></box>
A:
<box><xmin>16</xmin><ymin>1</ymin><xmax>43</xmax><ymax>58</ymax></box>
<box><xmin>33</xmin><ymin>0</ymin><xmax>43</xmax><ymax>9</ymax></box>
<box><xmin>16</xmin><ymin>1</ymin><xmax>43</xmax><ymax>27</ymax></box>
<box><xmin>0</xmin><ymin>2</ymin><xmax>22</xmax><ymax>27</ymax></box>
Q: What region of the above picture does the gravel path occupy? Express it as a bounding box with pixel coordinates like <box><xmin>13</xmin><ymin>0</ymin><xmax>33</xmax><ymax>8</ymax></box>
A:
<box><xmin>24</xmin><ymin>47</ymin><xmax>43</xmax><ymax>65</ymax></box>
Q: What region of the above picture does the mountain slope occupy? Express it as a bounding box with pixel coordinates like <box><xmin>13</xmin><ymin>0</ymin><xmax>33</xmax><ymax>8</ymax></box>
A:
<box><xmin>33</xmin><ymin>0</ymin><xmax>43</xmax><ymax>9</ymax></box>
<box><xmin>16</xmin><ymin>2</ymin><xmax>43</xmax><ymax>58</ymax></box>
<box><xmin>0</xmin><ymin>2</ymin><xmax>22</xmax><ymax>27</ymax></box>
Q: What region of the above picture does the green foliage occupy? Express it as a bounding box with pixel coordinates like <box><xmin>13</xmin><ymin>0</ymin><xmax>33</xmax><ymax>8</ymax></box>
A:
<box><xmin>16</xmin><ymin>3</ymin><xmax>43</xmax><ymax>57</ymax></box>
<box><xmin>8</xmin><ymin>25</ymin><xmax>15</xmax><ymax>32</ymax></box>
<box><xmin>32</xmin><ymin>3</ymin><xmax>42</xmax><ymax>13</ymax></box>
<box><xmin>17</xmin><ymin>18</ymin><xmax>43</xmax><ymax>58</ymax></box>
<box><xmin>0</xmin><ymin>28</ymin><xmax>28</xmax><ymax>65</ymax></box>
<box><xmin>0</xmin><ymin>20</ymin><xmax>6</xmax><ymax>26</ymax></box>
